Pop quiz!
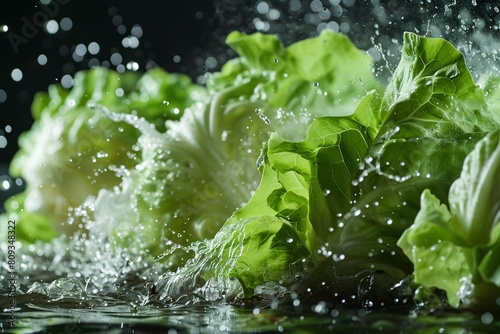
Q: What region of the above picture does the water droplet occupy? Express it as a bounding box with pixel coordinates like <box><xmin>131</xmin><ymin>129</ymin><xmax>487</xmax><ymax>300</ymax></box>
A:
<box><xmin>131</xmin><ymin>24</ymin><xmax>143</xmax><ymax>38</ymax></box>
<box><xmin>257</xmin><ymin>1</ymin><xmax>270</xmax><ymax>14</ymax></box>
<box><xmin>255</xmin><ymin>107</ymin><xmax>271</xmax><ymax>124</ymax></box>
<box><xmin>332</xmin><ymin>254</ymin><xmax>345</xmax><ymax>262</ymax></box>
<box><xmin>126</xmin><ymin>61</ymin><xmax>139</xmax><ymax>71</ymax></box>
<box><xmin>481</xmin><ymin>312</ymin><xmax>493</xmax><ymax>324</ymax></box>
<box><xmin>205</xmin><ymin>56</ymin><xmax>218</xmax><ymax>69</ymax></box>
<box><xmin>61</xmin><ymin>74</ymin><xmax>73</xmax><ymax>89</ymax></box>
<box><xmin>312</xmin><ymin>301</ymin><xmax>328</xmax><ymax>314</ymax></box>
<box><xmin>0</xmin><ymin>90</ymin><xmax>6</xmax><ymax>103</ymax></box>
<box><xmin>45</xmin><ymin>19</ymin><xmax>59</xmax><ymax>34</ymax></box>
<box><xmin>1</xmin><ymin>177</ymin><xmax>11</xmax><ymax>190</ymax></box>
<box><xmin>11</xmin><ymin>68</ymin><xmax>23</xmax><ymax>81</ymax></box>
<box><xmin>221</xmin><ymin>130</ymin><xmax>228</xmax><ymax>141</ymax></box>
<box><xmin>88</xmin><ymin>41</ymin><xmax>100</xmax><ymax>55</ymax></box>
<box><xmin>60</xmin><ymin>17</ymin><xmax>73</xmax><ymax>31</ymax></box>
<box><xmin>110</xmin><ymin>52</ymin><xmax>122</xmax><ymax>66</ymax></box>
<box><xmin>37</xmin><ymin>54</ymin><xmax>48</xmax><ymax>65</ymax></box>
<box><xmin>0</xmin><ymin>135</ymin><xmax>7</xmax><ymax>149</ymax></box>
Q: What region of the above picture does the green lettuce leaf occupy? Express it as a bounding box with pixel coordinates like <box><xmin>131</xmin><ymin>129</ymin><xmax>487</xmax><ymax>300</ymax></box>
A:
<box><xmin>327</xmin><ymin>32</ymin><xmax>499</xmax><ymax>278</ymax></box>
<box><xmin>397</xmin><ymin>190</ymin><xmax>469</xmax><ymax>307</ymax></box>
<box><xmin>180</xmin><ymin>32</ymin><xmax>500</xmax><ymax>299</ymax></box>
<box><xmin>398</xmin><ymin>129</ymin><xmax>500</xmax><ymax>307</ymax></box>
<box><xmin>207</xmin><ymin>215</ymin><xmax>311</xmax><ymax>297</ymax></box>
<box><xmin>195</xmin><ymin>112</ymin><xmax>373</xmax><ymax>296</ymax></box>
<box><xmin>0</xmin><ymin>192</ymin><xmax>59</xmax><ymax>243</ymax></box>
<box><xmin>209</xmin><ymin>29</ymin><xmax>382</xmax><ymax>141</ymax></box>
<box><xmin>92</xmin><ymin>30</ymin><xmax>380</xmax><ymax>269</ymax></box>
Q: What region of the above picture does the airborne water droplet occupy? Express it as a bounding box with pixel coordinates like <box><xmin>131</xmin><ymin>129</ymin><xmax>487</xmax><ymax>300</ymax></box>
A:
<box><xmin>481</xmin><ymin>312</ymin><xmax>494</xmax><ymax>324</ymax></box>
<box><xmin>221</xmin><ymin>130</ymin><xmax>228</xmax><ymax>141</ymax></box>
<box><xmin>255</xmin><ymin>107</ymin><xmax>271</xmax><ymax>124</ymax></box>
<box><xmin>332</xmin><ymin>254</ymin><xmax>345</xmax><ymax>262</ymax></box>
<box><xmin>1</xmin><ymin>177</ymin><xmax>11</xmax><ymax>191</ymax></box>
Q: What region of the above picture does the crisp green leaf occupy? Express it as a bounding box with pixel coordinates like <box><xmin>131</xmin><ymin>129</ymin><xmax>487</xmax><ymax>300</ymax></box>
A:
<box><xmin>397</xmin><ymin>190</ymin><xmax>469</xmax><ymax>307</ymax></box>
<box><xmin>225</xmin><ymin>31</ymin><xmax>285</xmax><ymax>70</ymax></box>
<box><xmin>225</xmin><ymin>216</ymin><xmax>310</xmax><ymax>296</ymax></box>
<box><xmin>1</xmin><ymin>193</ymin><xmax>59</xmax><ymax>243</ymax></box>
<box><xmin>448</xmin><ymin>129</ymin><xmax>500</xmax><ymax>245</ymax></box>
<box><xmin>201</xmin><ymin>115</ymin><xmax>372</xmax><ymax>295</ymax></box>
<box><xmin>478</xmin><ymin>238</ymin><xmax>500</xmax><ymax>286</ymax></box>
<box><xmin>327</xmin><ymin>32</ymin><xmax>498</xmax><ymax>278</ymax></box>
<box><xmin>209</xmin><ymin>30</ymin><xmax>382</xmax><ymax>141</ymax></box>
<box><xmin>398</xmin><ymin>130</ymin><xmax>500</xmax><ymax>307</ymax></box>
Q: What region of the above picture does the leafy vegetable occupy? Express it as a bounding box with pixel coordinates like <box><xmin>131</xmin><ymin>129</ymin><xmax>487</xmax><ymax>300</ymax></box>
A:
<box><xmin>192</xmin><ymin>116</ymin><xmax>372</xmax><ymax>296</ymax></box>
<box><xmin>398</xmin><ymin>129</ymin><xmax>500</xmax><ymax>308</ymax></box>
<box><xmin>327</xmin><ymin>31</ymin><xmax>499</xmax><ymax>278</ymax></box>
<box><xmin>91</xmin><ymin>95</ymin><xmax>271</xmax><ymax>265</ymax></box>
<box><xmin>208</xmin><ymin>30</ymin><xmax>382</xmax><ymax>141</ymax></box>
<box><xmin>2</xmin><ymin>67</ymin><xmax>204</xmax><ymax>241</ymax></box>
<box><xmin>182</xmin><ymin>32</ymin><xmax>500</xmax><ymax>299</ymax></box>
<box><xmin>90</xmin><ymin>29</ymin><xmax>380</xmax><ymax>267</ymax></box>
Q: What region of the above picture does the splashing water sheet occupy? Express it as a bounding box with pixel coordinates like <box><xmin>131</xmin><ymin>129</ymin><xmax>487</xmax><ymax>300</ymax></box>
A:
<box><xmin>2</xmin><ymin>0</ymin><xmax>500</xmax><ymax>333</ymax></box>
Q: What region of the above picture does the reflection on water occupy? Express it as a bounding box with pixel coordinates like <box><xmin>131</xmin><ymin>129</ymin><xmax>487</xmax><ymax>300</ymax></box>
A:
<box><xmin>1</xmin><ymin>300</ymin><xmax>499</xmax><ymax>333</ymax></box>
<box><xmin>1</xmin><ymin>275</ymin><xmax>500</xmax><ymax>334</ymax></box>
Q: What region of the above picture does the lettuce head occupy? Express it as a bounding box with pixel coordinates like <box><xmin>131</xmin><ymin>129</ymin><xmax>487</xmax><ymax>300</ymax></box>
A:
<box><xmin>2</xmin><ymin>67</ymin><xmax>204</xmax><ymax>242</ymax></box>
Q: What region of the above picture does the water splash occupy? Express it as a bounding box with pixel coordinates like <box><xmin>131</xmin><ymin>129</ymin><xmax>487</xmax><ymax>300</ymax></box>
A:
<box><xmin>150</xmin><ymin>222</ymin><xmax>247</xmax><ymax>304</ymax></box>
